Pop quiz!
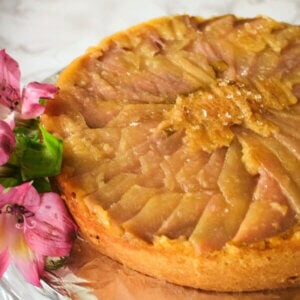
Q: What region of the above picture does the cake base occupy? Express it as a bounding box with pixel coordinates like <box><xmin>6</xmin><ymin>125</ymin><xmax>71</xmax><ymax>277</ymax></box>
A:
<box><xmin>61</xmin><ymin>183</ymin><xmax>300</xmax><ymax>292</ymax></box>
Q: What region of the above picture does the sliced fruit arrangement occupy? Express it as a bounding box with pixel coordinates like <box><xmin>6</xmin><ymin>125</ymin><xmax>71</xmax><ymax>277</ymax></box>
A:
<box><xmin>43</xmin><ymin>14</ymin><xmax>300</xmax><ymax>255</ymax></box>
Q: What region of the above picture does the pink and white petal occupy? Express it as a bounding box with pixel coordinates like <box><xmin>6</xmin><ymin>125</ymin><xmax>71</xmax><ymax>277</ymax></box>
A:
<box><xmin>30</xmin><ymin>215</ymin><xmax>75</xmax><ymax>242</ymax></box>
<box><xmin>0</xmin><ymin>50</ymin><xmax>21</xmax><ymax>109</ymax></box>
<box><xmin>0</xmin><ymin>183</ymin><xmax>23</xmax><ymax>207</ymax></box>
<box><xmin>10</xmin><ymin>232</ymin><xmax>42</xmax><ymax>287</ymax></box>
<box><xmin>24</xmin><ymin>192</ymin><xmax>77</xmax><ymax>257</ymax></box>
<box><xmin>0</xmin><ymin>248</ymin><xmax>10</xmax><ymax>277</ymax></box>
<box><xmin>34</xmin><ymin>252</ymin><xmax>46</xmax><ymax>276</ymax></box>
<box><xmin>25</xmin><ymin>228</ymin><xmax>73</xmax><ymax>257</ymax></box>
<box><xmin>0</xmin><ymin>182</ymin><xmax>41</xmax><ymax>212</ymax></box>
<box><xmin>35</xmin><ymin>192</ymin><xmax>77</xmax><ymax>240</ymax></box>
<box><xmin>36</xmin><ymin>192</ymin><xmax>77</xmax><ymax>233</ymax></box>
<box><xmin>21</xmin><ymin>82</ymin><xmax>58</xmax><ymax>119</ymax></box>
<box><xmin>18</xmin><ymin>182</ymin><xmax>41</xmax><ymax>212</ymax></box>
<box><xmin>12</xmin><ymin>251</ymin><xmax>42</xmax><ymax>287</ymax></box>
<box><xmin>0</xmin><ymin>120</ymin><xmax>16</xmax><ymax>166</ymax></box>
<box><xmin>0</xmin><ymin>106</ymin><xmax>15</xmax><ymax>129</ymax></box>
<box><xmin>0</xmin><ymin>214</ymin><xmax>9</xmax><ymax>253</ymax></box>
<box><xmin>0</xmin><ymin>50</ymin><xmax>21</xmax><ymax>93</ymax></box>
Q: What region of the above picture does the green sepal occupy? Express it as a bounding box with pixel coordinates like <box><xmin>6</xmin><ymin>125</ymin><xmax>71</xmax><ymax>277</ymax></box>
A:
<box><xmin>9</xmin><ymin>121</ymin><xmax>63</xmax><ymax>181</ymax></box>
<box><xmin>32</xmin><ymin>177</ymin><xmax>52</xmax><ymax>193</ymax></box>
<box><xmin>0</xmin><ymin>177</ymin><xmax>21</xmax><ymax>188</ymax></box>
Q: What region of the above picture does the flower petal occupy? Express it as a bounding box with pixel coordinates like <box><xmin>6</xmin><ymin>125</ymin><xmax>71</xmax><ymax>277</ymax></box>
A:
<box><xmin>25</xmin><ymin>192</ymin><xmax>77</xmax><ymax>257</ymax></box>
<box><xmin>0</xmin><ymin>49</ymin><xmax>21</xmax><ymax>109</ymax></box>
<box><xmin>25</xmin><ymin>226</ymin><xmax>74</xmax><ymax>257</ymax></box>
<box><xmin>38</xmin><ymin>192</ymin><xmax>77</xmax><ymax>232</ymax></box>
<box><xmin>0</xmin><ymin>182</ymin><xmax>41</xmax><ymax>212</ymax></box>
<box><xmin>0</xmin><ymin>214</ymin><xmax>8</xmax><ymax>253</ymax></box>
<box><xmin>32</xmin><ymin>252</ymin><xmax>45</xmax><ymax>276</ymax></box>
<box><xmin>10</xmin><ymin>231</ymin><xmax>42</xmax><ymax>287</ymax></box>
<box><xmin>0</xmin><ymin>106</ymin><xmax>15</xmax><ymax>129</ymax></box>
<box><xmin>0</xmin><ymin>248</ymin><xmax>10</xmax><ymax>277</ymax></box>
<box><xmin>2</xmin><ymin>211</ymin><xmax>43</xmax><ymax>286</ymax></box>
<box><xmin>0</xmin><ymin>120</ymin><xmax>16</xmax><ymax>166</ymax></box>
<box><xmin>21</xmin><ymin>82</ymin><xmax>58</xmax><ymax>119</ymax></box>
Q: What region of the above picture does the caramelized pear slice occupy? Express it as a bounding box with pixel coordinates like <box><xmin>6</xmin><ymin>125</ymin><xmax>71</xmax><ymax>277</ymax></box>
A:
<box><xmin>82</xmin><ymin>100</ymin><xmax>124</xmax><ymax>128</ymax></box>
<box><xmin>237</xmin><ymin>130</ymin><xmax>300</xmax><ymax>214</ymax></box>
<box><xmin>197</xmin><ymin>147</ymin><xmax>226</xmax><ymax>190</ymax></box>
<box><xmin>218</xmin><ymin>139</ymin><xmax>255</xmax><ymax>207</ymax></box>
<box><xmin>157</xmin><ymin>191</ymin><xmax>212</xmax><ymax>239</ymax></box>
<box><xmin>117</xmin><ymin>122</ymin><xmax>158</xmax><ymax>154</ymax></box>
<box><xmin>270</xmin><ymin>118</ymin><xmax>300</xmax><ymax>140</ymax></box>
<box><xmin>268</xmin><ymin>111</ymin><xmax>300</xmax><ymax>137</ymax></box>
<box><xmin>106</xmin><ymin>104</ymin><xmax>172</xmax><ymax>127</ymax></box>
<box><xmin>160</xmin><ymin>148</ymin><xmax>189</xmax><ymax>191</ymax></box>
<box><xmin>274</xmin><ymin>131</ymin><xmax>300</xmax><ymax>160</ymax></box>
<box><xmin>139</xmin><ymin>150</ymin><xmax>165</xmax><ymax>188</ymax></box>
<box><xmin>256</xmin><ymin>135</ymin><xmax>300</xmax><ymax>187</ymax></box>
<box><xmin>189</xmin><ymin>193</ymin><xmax>232</xmax><ymax>252</ymax></box>
<box><xmin>176</xmin><ymin>151</ymin><xmax>210</xmax><ymax>192</ymax></box>
<box><xmin>123</xmin><ymin>193</ymin><xmax>182</xmax><ymax>242</ymax></box>
<box><xmin>190</xmin><ymin>139</ymin><xmax>255</xmax><ymax>251</ymax></box>
<box><xmin>108</xmin><ymin>185</ymin><xmax>161</xmax><ymax>223</ymax></box>
<box><xmin>233</xmin><ymin>169</ymin><xmax>296</xmax><ymax>244</ymax></box>
<box><xmin>85</xmin><ymin>173</ymin><xmax>139</xmax><ymax>210</ymax></box>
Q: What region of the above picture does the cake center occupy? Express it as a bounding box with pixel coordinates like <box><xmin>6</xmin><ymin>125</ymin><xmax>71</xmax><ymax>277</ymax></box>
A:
<box><xmin>160</xmin><ymin>78</ymin><xmax>297</xmax><ymax>152</ymax></box>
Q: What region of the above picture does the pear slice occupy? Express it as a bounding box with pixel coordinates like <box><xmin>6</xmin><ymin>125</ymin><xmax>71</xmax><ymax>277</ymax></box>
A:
<box><xmin>237</xmin><ymin>130</ymin><xmax>300</xmax><ymax>214</ymax></box>
<box><xmin>190</xmin><ymin>139</ymin><xmax>255</xmax><ymax>251</ymax></box>
<box><xmin>108</xmin><ymin>185</ymin><xmax>161</xmax><ymax>223</ymax></box>
<box><xmin>123</xmin><ymin>193</ymin><xmax>182</xmax><ymax>242</ymax></box>
<box><xmin>157</xmin><ymin>191</ymin><xmax>212</xmax><ymax>239</ymax></box>
<box><xmin>197</xmin><ymin>147</ymin><xmax>226</xmax><ymax>190</ymax></box>
<box><xmin>233</xmin><ymin>169</ymin><xmax>297</xmax><ymax>244</ymax></box>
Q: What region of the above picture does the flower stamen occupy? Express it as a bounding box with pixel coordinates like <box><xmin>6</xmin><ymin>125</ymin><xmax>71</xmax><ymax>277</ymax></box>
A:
<box><xmin>1</xmin><ymin>204</ymin><xmax>35</xmax><ymax>229</ymax></box>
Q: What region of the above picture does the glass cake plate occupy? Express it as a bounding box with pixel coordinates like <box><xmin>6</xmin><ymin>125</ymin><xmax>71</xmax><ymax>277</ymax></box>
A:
<box><xmin>3</xmin><ymin>237</ymin><xmax>300</xmax><ymax>300</ymax></box>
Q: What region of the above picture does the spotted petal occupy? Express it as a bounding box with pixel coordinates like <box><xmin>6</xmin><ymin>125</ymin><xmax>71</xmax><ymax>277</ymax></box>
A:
<box><xmin>21</xmin><ymin>82</ymin><xmax>58</xmax><ymax>119</ymax></box>
<box><xmin>25</xmin><ymin>192</ymin><xmax>77</xmax><ymax>257</ymax></box>
<box><xmin>0</xmin><ymin>49</ymin><xmax>21</xmax><ymax>109</ymax></box>
<box><xmin>0</xmin><ymin>120</ymin><xmax>16</xmax><ymax>166</ymax></box>
<box><xmin>0</xmin><ymin>190</ymin><xmax>44</xmax><ymax>287</ymax></box>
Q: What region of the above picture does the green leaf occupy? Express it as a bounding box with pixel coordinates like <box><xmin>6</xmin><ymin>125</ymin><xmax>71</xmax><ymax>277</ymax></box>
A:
<box><xmin>21</xmin><ymin>125</ymin><xmax>63</xmax><ymax>180</ymax></box>
<box><xmin>0</xmin><ymin>165</ymin><xmax>22</xmax><ymax>188</ymax></box>
<box><xmin>10</xmin><ymin>123</ymin><xmax>63</xmax><ymax>181</ymax></box>
<box><xmin>0</xmin><ymin>177</ymin><xmax>21</xmax><ymax>188</ymax></box>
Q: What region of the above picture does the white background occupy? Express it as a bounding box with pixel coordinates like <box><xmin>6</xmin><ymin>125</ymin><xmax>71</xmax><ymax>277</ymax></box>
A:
<box><xmin>1</xmin><ymin>0</ymin><xmax>300</xmax><ymax>84</ymax></box>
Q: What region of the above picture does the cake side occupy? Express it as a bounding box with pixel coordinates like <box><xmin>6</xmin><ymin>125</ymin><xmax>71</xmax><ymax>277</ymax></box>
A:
<box><xmin>60</xmin><ymin>180</ymin><xmax>300</xmax><ymax>292</ymax></box>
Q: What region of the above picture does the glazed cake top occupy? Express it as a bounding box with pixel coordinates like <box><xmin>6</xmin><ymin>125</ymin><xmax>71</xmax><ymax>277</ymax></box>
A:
<box><xmin>43</xmin><ymin>15</ymin><xmax>300</xmax><ymax>253</ymax></box>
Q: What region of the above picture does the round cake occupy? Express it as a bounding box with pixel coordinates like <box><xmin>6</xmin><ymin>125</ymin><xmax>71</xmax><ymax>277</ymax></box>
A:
<box><xmin>42</xmin><ymin>15</ymin><xmax>300</xmax><ymax>292</ymax></box>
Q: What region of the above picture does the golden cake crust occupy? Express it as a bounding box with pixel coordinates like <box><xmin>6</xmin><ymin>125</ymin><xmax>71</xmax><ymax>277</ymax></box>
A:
<box><xmin>61</xmin><ymin>182</ymin><xmax>300</xmax><ymax>292</ymax></box>
<box><xmin>43</xmin><ymin>15</ymin><xmax>300</xmax><ymax>292</ymax></box>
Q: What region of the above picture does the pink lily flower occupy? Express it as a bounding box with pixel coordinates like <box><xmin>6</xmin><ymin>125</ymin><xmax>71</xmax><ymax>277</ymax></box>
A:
<box><xmin>0</xmin><ymin>49</ymin><xmax>58</xmax><ymax>126</ymax></box>
<box><xmin>0</xmin><ymin>182</ymin><xmax>77</xmax><ymax>287</ymax></box>
<box><xmin>0</xmin><ymin>120</ymin><xmax>16</xmax><ymax>165</ymax></box>
<box><xmin>0</xmin><ymin>49</ymin><xmax>58</xmax><ymax>166</ymax></box>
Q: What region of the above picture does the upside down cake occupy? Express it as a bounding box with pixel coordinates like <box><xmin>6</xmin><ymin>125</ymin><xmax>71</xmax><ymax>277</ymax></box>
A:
<box><xmin>42</xmin><ymin>15</ymin><xmax>300</xmax><ymax>292</ymax></box>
